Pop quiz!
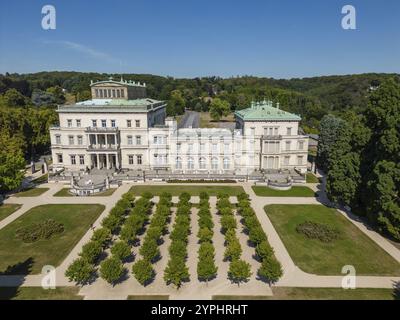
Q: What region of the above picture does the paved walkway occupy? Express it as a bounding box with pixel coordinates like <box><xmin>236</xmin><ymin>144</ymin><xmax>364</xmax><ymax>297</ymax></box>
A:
<box><xmin>0</xmin><ymin>180</ymin><xmax>399</xmax><ymax>299</ymax></box>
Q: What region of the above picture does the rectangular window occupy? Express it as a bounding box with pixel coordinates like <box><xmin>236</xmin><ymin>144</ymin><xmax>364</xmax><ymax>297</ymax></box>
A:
<box><xmin>224</xmin><ymin>143</ymin><xmax>230</xmax><ymax>153</ymax></box>
<box><xmin>111</xmin><ymin>120</ymin><xmax>116</xmax><ymax>128</ymax></box>
<box><xmin>127</xmin><ymin>120</ymin><xmax>132</xmax><ymax>128</ymax></box>
<box><xmin>55</xmin><ymin>135</ymin><xmax>61</xmax><ymax>144</ymax></box>
<box><xmin>284</xmin><ymin>156</ymin><xmax>290</xmax><ymax>166</ymax></box>
<box><xmin>274</xmin><ymin>127</ymin><xmax>279</xmax><ymax>136</ymax></box>
<box><xmin>136</xmin><ymin>136</ymin><xmax>141</xmax><ymax>145</ymax></box>
<box><xmin>77</xmin><ymin>136</ymin><xmax>83</xmax><ymax>145</ymax></box>
<box><xmin>135</xmin><ymin>120</ymin><xmax>140</xmax><ymax>128</ymax></box>
<box><xmin>287</xmin><ymin>127</ymin><xmax>292</xmax><ymax>135</ymax></box>
<box><xmin>187</xmin><ymin>143</ymin><xmax>193</xmax><ymax>153</ymax></box>
<box><xmin>67</xmin><ymin>119</ymin><xmax>72</xmax><ymax>128</ymax></box>
<box><xmin>92</xmin><ymin>120</ymin><xmax>97</xmax><ymax>127</ymax></box>
<box><xmin>101</xmin><ymin>120</ymin><xmax>107</xmax><ymax>128</ymax></box>
<box><xmin>127</xmin><ymin>135</ymin><xmax>133</xmax><ymax>145</ymax></box>
<box><xmin>200</xmin><ymin>143</ymin><xmax>205</xmax><ymax>153</ymax></box>
<box><xmin>250</xmin><ymin>127</ymin><xmax>255</xmax><ymax>136</ymax></box>
<box><xmin>68</xmin><ymin>135</ymin><xmax>74</xmax><ymax>145</ymax></box>
<box><xmin>70</xmin><ymin>155</ymin><xmax>76</xmax><ymax>165</ymax></box>
<box><xmin>297</xmin><ymin>156</ymin><xmax>304</xmax><ymax>165</ymax></box>
<box><xmin>286</xmin><ymin>141</ymin><xmax>291</xmax><ymax>151</ymax></box>
<box><xmin>177</xmin><ymin>143</ymin><xmax>181</xmax><ymax>153</ymax></box>
<box><xmin>298</xmin><ymin>141</ymin><xmax>304</xmax><ymax>150</ymax></box>
<box><xmin>212</xmin><ymin>143</ymin><xmax>218</xmax><ymax>153</ymax></box>
<box><xmin>57</xmin><ymin>154</ymin><xmax>63</xmax><ymax>163</ymax></box>
<box><xmin>76</xmin><ymin>119</ymin><xmax>81</xmax><ymax>127</ymax></box>
<box><xmin>79</xmin><ymin>155</ymin><xmax>85</xmax><ymax>165</ymax></box>
<box><xmin>128</xmin><ymin>155</ymin><xmax>134</xmax><ymax>165</ymax></box>
<box><xmin>137</xmin><ymin>155</ymin><xmax>142</xmax><ymax>165</ymax></box>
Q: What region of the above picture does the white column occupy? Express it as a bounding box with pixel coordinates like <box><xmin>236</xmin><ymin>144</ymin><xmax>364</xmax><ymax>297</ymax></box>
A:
<box><xmin>105</xmin><ymin>154</ymin><xmax>109</xmax><ymax>169</ymax></box>
<box><xmin>97</xmin><ymin>154</ymin><xmax>100</xmax><ymax>169</ymax></box>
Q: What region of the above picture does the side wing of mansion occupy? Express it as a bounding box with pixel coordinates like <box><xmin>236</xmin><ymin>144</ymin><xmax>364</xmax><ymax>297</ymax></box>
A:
<box><xmin>50</xmin><ymin>79</ymin><xmax>309</xmax><ymax>177</ymax></box>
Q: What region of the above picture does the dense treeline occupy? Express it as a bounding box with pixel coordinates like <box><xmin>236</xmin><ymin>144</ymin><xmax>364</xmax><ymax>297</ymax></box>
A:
<box><xmin>2</xmin><ymin>71</ymin><xmax>399</xmax><ymax>132</ymax></box>
<box><xmin>317</xmin><ymin>78</ymin><xmax>400</xmax><ymax>241</ymax></box>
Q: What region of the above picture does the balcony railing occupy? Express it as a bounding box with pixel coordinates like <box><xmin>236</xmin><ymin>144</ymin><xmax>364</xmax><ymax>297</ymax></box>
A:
<box><xmin>85</xmin><ymin>127</ymin><xmax>119</xmax><ymax>133</ymax></box>
<box><xmin>262</xmin><ymin>135</ymin><xmax>282</xmax><ymax>140</ymax></box>
<box><xmin>87</xmin><ymin>144</ymin><xmax>119</xmax><ymax>151</ymax></box>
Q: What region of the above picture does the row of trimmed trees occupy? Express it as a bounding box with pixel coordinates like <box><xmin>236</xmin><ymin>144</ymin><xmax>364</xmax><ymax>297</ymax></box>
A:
<box><xmin>65</xmin><ymin>192</ymin><xmax>137</xmax><ymax>285</ymax></box>
<box><xmin>196</xmin><ymin>192</ymin><xmax>218</xmax><ymax>283</ymax></box>
<box><xmin>163</xmin><ymin>193</ymin><xmax>192</xmax><ymax>288</ymax></box>
<box><xmin>131</xmin><ymin>192</ymin><xmax>172</xmax><ymax>286</ymax></box>
<box><xmin>217</xmin><ymin>193</ymin><xmax>252</xmax><ymax>286</ymax></box>
<box><xmin>236</xmin><ymin>193</ymin><xmax>283</xmax><ymax>285</ymax></box>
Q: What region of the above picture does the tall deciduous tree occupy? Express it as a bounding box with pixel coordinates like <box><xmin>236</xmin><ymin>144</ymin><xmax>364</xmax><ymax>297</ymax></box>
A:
<box><xmin>209</xmin><ymin>98</ymin><xmax>230</xmax><ymax>121</ymax></box>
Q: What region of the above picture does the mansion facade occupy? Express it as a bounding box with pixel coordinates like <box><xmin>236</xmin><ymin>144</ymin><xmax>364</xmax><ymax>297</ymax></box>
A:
<box><xmin>50</xmin><ymin>79</ymin><xmax>309</xmax><ymax>177</ymax></box>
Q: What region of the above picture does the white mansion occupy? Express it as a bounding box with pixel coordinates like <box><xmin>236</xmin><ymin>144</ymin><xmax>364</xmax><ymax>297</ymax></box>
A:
<box><xmin>50</xmin><ymin>79</ymin><xmax>308</xmax><ymax>180</ymax></box>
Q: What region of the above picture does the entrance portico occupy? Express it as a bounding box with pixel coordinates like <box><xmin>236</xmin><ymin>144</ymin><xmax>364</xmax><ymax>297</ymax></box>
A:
<box><xmin>90</xmin><ymin>153</ymin><xmax>120</xmax><ymax>169</ymax></box>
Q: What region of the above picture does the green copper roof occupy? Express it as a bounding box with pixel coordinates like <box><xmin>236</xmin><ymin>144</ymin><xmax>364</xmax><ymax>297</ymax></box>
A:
<box><xmin>234</xmin><ymin>100</ymin><xmax>301</xmax><ymax>121</ymax></box>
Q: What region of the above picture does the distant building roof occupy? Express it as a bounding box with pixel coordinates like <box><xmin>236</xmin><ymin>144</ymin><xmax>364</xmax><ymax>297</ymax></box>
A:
<box><xmin>57</xmin><ymin>98</ymin><xmax>165</xmax><ymax>113</ymax></box>
<box><xmin>90</xmin><ymin>77</ymin><xmax>146</xmax><ymax>87</ymax></box>
<box><xmin>234</xmin><ymin>100</ymin><xmax>301</xmax><ymax>121</ymax></box>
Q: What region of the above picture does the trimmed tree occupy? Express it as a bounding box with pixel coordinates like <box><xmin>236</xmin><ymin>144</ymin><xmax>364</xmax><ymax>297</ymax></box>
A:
<box><xmin>99</xmin><ymin>257</ymin><xmax>124</xmax><ymax>285</ymax></box>
<box><xmin>132</xmin><ymin>259</ymin><xmax>155</xmax><ymax>286</ymax></box>
<box><xmin>65</xmin><ymin>257</ymin><xmax>95</xmax><ymax>285</ymax></box>
<box><xmin>228</xmin><ymin>259</ymin><xmax>252</xmax><ymax>286</ymax></box>
<box><xmin>111</xmin><ymin>241</ymin><xmax>131</xmax><ymax>261</ymax></box>
<box><xmin>139</xmin><ymin>239</ymin><xmax>160</xmax><ymax>262</ymax></box>
<box><xmin>197</xmin><ymin>256</ymin><xmax>218</xmax><ymax>284</ymax></box>
<box><xmin>163</xmin><ymin>257</ymin><xmax>190</xmax><ymax>289</ymax></box>
<box><xmin>257</xmin><ymin>256</ymin><xmax>283</xmax><ymax>285</ymax></box>
<box><xmin>79</xmin><ymin>241</ymin><xmax>103</xmax><ymax>264</ymax></box>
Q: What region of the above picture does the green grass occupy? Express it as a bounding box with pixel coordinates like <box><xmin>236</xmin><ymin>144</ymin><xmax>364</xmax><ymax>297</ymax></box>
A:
<box><xmin>306</xmin><ymin>173</ymin><xmax>319</xmax><ymax>183</ymax></box>
<box><xmin>130</xmin><ymin>185</ymin><xmax>245</xmax><ymax>196</ymax></box>
<box><xmin>252</xmin><ymin>186</ymin><xmax>315</xmax><ymax>197</ymax></box>
<box><xmin>0</xmin><ymin>204</ymin><xmax>105</xmax><ymax>275</ymax></box>
<box><xmin>0</xmin><ymin>286</ymin><xmax>83</xmax><ymax>300</ymax></box>
<box><xmin>265</xmin><ymin>204</ymin><xmax>400</xmax><ymax>275</ymax></box>
<box><xmin>0</xmin><ymin>204</ymin><xmax>22</xmax><ymax>222</ymax></box>
<box><xmin>127</xmin><ymin>295</ymin><xmax>169</xmax><ymax>300</ymax></box>
<box><xmin>14</xmin><ymin>188</ymin><xmax>49</xmax><ymax>197</ymax></box>
<box><xmin>213</xmin><ymin>288</ymin><xmax>399</xmax><ymax>300</ymax></box>
<box><xmin>32</xmin><ymin>173</ymin><xmax>48</xmax><ymax>184</ymax></box>
<box><xmin>53</xmin><ymin>188</ymin><xmax>117</xmax><ymax>197</ymax></box>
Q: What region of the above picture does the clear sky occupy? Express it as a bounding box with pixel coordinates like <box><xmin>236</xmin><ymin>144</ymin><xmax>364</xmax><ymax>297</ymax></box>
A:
<box><xmin>0</xmin><ymin>0</ymin><xmax>399</xmax><ymax>78</ymax></box>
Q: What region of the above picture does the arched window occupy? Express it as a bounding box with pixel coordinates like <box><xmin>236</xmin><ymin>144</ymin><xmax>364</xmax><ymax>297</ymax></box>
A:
<box><xmin>187</xmin><ymin>157</ymin><xmax>194</xmax><ymax>170</ymax></box>
<box><xmin>211</xmin><ymin>157</ymin><xmax>218</xmax><ymax>170</ymax></box>
<box><xmin>223</xmin><ymin>157</ymin><xmax>230</xmax><ymax>170</ymax></box>
<box><xmin>199</xmin><ymin>157</ymin><xmax>206</xmax><ymax>169</ymax></box>
<box><xmin>176</xmin><ymin>157</ymin><xmax>182</xmax><ymax>169</ymax></box>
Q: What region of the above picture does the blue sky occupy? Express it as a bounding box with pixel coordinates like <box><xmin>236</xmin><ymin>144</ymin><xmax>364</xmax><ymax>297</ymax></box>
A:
<box><xmin>0</xmin><ymin>0</ymin><xmax>399</xmax><ymax>78</ymax></box>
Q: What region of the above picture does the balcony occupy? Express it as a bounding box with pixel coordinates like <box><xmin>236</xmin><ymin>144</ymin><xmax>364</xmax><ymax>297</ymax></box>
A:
<box><xmin>87</xmin><ymin>144</ymin><xmax>119</xmax><ymax>151</ymax></box>
<box><xmin>85</xmin><ymin>127</ymin><xmax>119</xmax><ymax>133</ymax></box>
<box><xmin>262</xmin><ymin>135</ymin><xmax>282</xmax><ymax>140</ymax></box>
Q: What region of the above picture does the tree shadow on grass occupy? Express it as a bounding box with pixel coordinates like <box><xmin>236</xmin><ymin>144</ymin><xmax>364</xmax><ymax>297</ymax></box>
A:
<box><xmin>0</xmin><ymin>257</ymin><xmax>34</xmax><ymax>300</ymax></box>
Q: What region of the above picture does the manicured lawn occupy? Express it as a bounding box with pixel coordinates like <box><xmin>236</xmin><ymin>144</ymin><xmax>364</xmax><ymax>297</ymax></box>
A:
<box><xmin>214</xmin><ymin>288</ymin><xmax>398</xmax><ymax>300</ymax></box>
<box><xmin>265</xmin><ymin>204</ymin><xmax>400</xmax><ymax>275</ymax></box>
<box><xmin>53</xmin><ymin>188</ymin><xmax>117</xmax><ymax>197</ymax></box>
<box><xmin>127</xmin><ymin>295</ymin><xmax>169</xmax><ymax>300</ymax></box>
<box><xmin>306</xmin><ymin>173</ymin><xmax>319</xmax><ymax>183</ymax></box>
<box><xmin>14</xmin><ymin>188</ymin><xmax>49</xmax><ymax>197</ymax></box>
<box><xmin>0</xmin><ymin>286</ymin><xmax>83</xmax><ymax>300</ymax></box>
<box><xmin>0</xmin><ymin>204</ymin><xmax>105</xmax><ymax>275</ymax></box>
<box><xmin>130</xmin><ymin>185</ymin><xmax>245</xmax><ymax>196</ymax></box>
<box><xmin>32</xmin><ymin>173</ymin><xmax>48</xmax><ymax>184</ymax></box>
<box><xmin>0</xmin><ymin>204</ymin><xmax>22</xmax><ymax>222</ymax></box>
<box><xmin>252</xmin><ymin>186</ymin><xmax>315</xmax><ymax>197</ymax></box>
